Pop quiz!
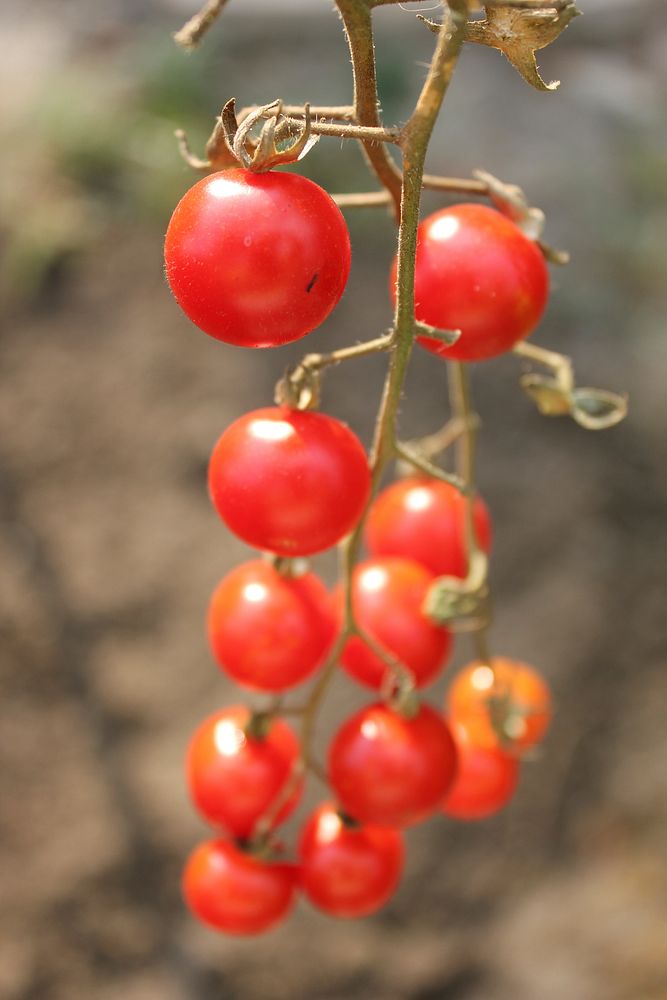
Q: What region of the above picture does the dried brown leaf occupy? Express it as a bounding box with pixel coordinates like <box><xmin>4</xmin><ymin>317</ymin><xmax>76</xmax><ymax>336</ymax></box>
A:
<box><xmin>466</xmin><ymin>2</ymin><xmax>581</xmax><ymax>92</ymax></box>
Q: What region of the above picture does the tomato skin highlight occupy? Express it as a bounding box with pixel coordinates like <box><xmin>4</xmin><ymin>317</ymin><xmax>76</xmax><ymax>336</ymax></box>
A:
<box><xmin>328</xmin><ymin>702</ymin><xmax>458</xmax><ymax>828</ymax></box>
<box><xmin>207</xmin><ymin>560</ymin><xmax>335</xmax><ymax>692</ymax></box>
<box><xmin>299</xmin><ymin>803</ymin><xmax>404</xmax><ymax>918</ymax></box>
<box><xmin>186</xmin><ymin>706</ymin><xmax>303</xmax><ymax>838</ymax></box>
<box><xmin>208</xmin><ymin>407</ymin><xmax>371</xmax><ymax>557</ymax></box>
<box><xmin>336</xmin><ymin>557</ymin><xmax>452</xmax><ymax>690</ymax></box>
<box><xmin>183</xmin><ymin>838</ymin><xmax>297</xmax><ymax>935</ymax></box>
<box><xmin>165</xmin><ymin>168</ymin><xmax>351</xmax><ymax>348</ymax></box>
<box><xmin>442</xmin><ymin>722</ymin><xmax>520</xmax><ymax>820</ymax></box>
<box><xmin>447</xmin><ymin>658</ymin><xmax>552</xmax><ymax>753</ymax></box>
<box><xmin>389</xmin><ymin>203</ymin><xmax>549</xmax><ymax>362</ymax></box>
<box><xmin>365</xmin><ymin>477</ymin><xmax>492</xmax><ymax>580</ymax></box>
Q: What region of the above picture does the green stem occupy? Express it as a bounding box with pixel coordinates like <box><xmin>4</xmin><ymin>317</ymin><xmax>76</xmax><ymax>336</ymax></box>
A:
<box><xmin>335</xmin><ymin>0</ymin><xmax>403</xmax><ymax>216</ymax></box>
<box><xmin>252</xmin><ymin>6</ymin><xmax>470</xmax><ymax>839</ymax></box>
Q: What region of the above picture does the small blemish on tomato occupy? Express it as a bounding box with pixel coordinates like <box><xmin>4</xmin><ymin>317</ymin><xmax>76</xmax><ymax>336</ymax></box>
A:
<box><xmin>306</xmin><ymin>273</ymin><xmax>319</xmax><ymax>293</ymax></box>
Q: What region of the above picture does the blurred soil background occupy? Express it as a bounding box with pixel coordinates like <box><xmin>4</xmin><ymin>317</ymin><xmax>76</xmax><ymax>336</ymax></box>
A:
<box><xmin>1</xmin><ymin>1</ymin><xmax>666</xmax><ymax>998</ymax></box>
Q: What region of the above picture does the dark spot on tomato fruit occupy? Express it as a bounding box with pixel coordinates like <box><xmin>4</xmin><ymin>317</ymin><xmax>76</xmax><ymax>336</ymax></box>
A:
<box><xmin>306</xmin><ymin>273</ymin><xmax>319</xmax><ymax>293</ymax></box>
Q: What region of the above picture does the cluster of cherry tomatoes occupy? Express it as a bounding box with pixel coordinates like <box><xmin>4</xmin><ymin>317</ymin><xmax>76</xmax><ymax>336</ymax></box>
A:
<box><xmin>164</xmin><ymin>167</ymin><xmax>552</xmax><ymax>935</ymax></box>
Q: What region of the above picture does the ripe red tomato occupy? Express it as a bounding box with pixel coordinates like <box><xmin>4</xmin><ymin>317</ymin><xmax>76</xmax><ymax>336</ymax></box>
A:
<box><xmin>298</xmin><ymin>803</ymin><xmax>404</xmax><ymax>918</ymax></box>
<box><xmin>165</xmin><ymin>168</ymin><xmax>351</xmax><ymax>348</ymax></box>
<box><xmin>442</xmin><ymin>722</ymin><xmax>519</xmax><ymax>820</ymax></box>
<box><xmin>336</xmin><ymin>557</ymin><xmax>452</xmax><ymax>690</ymax></box>
<box><xmin>328</xmin><ymin>702</ymin><xmax>458</xmax><ymax>828</ymax></box>
<box><xmin>365</xmin><ymin>477</ymin><xmax>492</xmax><ymax>579</ymax></box>
<box><xmin>183</xmin><ymin>838</ymin><xmax>297</xmax><ymax>935</ymax></box>
<box><xmin>186</xmin><ymin>706</ymin><xmax>302</xmax><ymax>838</ymax></box>
<box><xmin>208</xmin><ymin>407</ymin><xmax>371</xmax><ymax>556</ymax></box>
<box><xmin>389</xmin><ymin>203</ymin><xmax>549</xmax><ymax>362</ymax></box>
<box><xmin>447</xmin><ymin>658</ymin><xmax>552</xmax><ymax>753</ymax></box>
<box><xmin>208</xmin><ymin>560</ymin><xmax>335</xmax><ymax>692</ymax></box>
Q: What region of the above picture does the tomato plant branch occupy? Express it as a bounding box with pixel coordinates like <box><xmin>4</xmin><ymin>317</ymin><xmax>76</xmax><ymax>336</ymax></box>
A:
<box><xmin>238</xmin><ymin>104</ymin><xmax>356</xmax><ymax>122</ymax></box>
<box><xmin>173</xmin><ymin>0</ymin><xmax>230</xmax><ymax>49</ymax></box>
<box><xmin>423</xmin><ymin>361</ymin><xmax>492</xmax><ymax>634</ymax></box>
<box><xmin>332</xmin><ymin>191</ymin><xmax>395</xmax><ymax>208</ymax></box>
<box><xmin>369</xmin><ymin>1</ymin><xmax>469</xmax><ymax>473</ymax></box>
<box><xmin>306</xmin><ymin>121</ymin><xmax>400</xmax><ymax>143</ymax></box>
<box><xmin>275</xmin><ymin>333</ymin><xmax>394</xmax><ymax>410</ymax></box>
<box><xmin>334</xmin><ymin>0</ymin><xmax>403</xmax><ymax>217</ymax></box>
<box><xmin>252</xmin><ymin>2</ymin><xmax>471</xmax><ymax>842</ymax></box>
<box><xmin>514</xmin><ymin>339</ymin><xmax>573</xmax><ymax>390</ymax></box>
<box><xmin>514</xmin><ymin>341</ymin><xmax>628</xmax><ymax>429</ymax></box>
<box><xmin>449</xmin><ymin>361</ymin><xmax>477</xmax><ymax>484</ymax></box>
<box><xmin>370</xmin><ymin>0</ymin><xmax>573</xmax><ymax>9</ymax></box>
<box><xmin>293</xmin><ymin>333</ymin><xmax>395</xmax><ymax>372</ymax></box>
<box><xmin>394</xmin><ymin>443</ymin><xmax>467</xmax><ymax>493</ymax></box>
<box><xmin>399</xmin><ymin>415</ymin><xmax>480</xmax><ymax>465</ymax></box>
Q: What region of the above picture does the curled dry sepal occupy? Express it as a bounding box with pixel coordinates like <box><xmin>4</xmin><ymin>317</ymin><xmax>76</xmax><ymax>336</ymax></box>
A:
<box><xmin>521</xmin><ymin>375</ymin><xmax>629</xmax><ymax>430</ymax></box>
<box><xmin>419</xmin><ymin>1</ymin><xmax>581</xmax><ymax>93</ymax></box>
<box><xmin>424</xmin><ymin>550</ymin><xmax>491</xmax><ymax>628</ymax></box>
<box><xmin>176</xmin><ymin>98</ymin><xmax>320</xmax><ymax>174</ymax></box>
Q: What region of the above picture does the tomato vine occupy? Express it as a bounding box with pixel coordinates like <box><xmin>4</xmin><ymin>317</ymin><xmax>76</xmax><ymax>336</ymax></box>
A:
<box><xmin>167</xmin><ymin>0</ymin><xmax>627</xmax><ymax>935</ymax></box>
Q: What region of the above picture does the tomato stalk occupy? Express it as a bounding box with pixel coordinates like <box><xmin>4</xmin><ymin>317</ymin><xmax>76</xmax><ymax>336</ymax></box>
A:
<box><xmin>247</xmin><ymin>5</ymin><xmax>473</xmax><ymax>838</ymax></box>
<box><xmin>171</xmin><ymin>0</ymin><xmax>626</xmax><ymax>905</ymax></box>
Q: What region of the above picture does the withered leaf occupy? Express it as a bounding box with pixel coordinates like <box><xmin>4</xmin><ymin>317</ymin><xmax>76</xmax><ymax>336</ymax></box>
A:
<box><xmin>465</xmin><ymin>2</ymin><xmax>581</xmax><ymax>92</ymax></box>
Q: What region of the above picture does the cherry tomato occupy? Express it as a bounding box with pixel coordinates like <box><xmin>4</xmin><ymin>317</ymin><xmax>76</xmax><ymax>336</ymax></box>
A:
<box><xmin>442</xmin><ymin>722</ymin><xmax>519</xmax><ymax>820</ymax></box>
<box><xmin>389</xmin><ymin>204</ymin><xmax>549</xmax><ymax>362</ymax></box>
<box><xmin>208</xmin><ymin>560</ymin><xmax>335</xmax><ymax>692</ymax></box>
<box><xmin>298</xmin><ymin>803</ymin><xmax>404</xmax><ymax>918</ymax></box>
<box><xmin>208</xmin><ymin>407</ymin><xmax>371</xmax><ymax>556</ymax></box>
<box><xmin>328</xmin><ymin>702</ymin><xmax>458</xmax><ymax>828</ymax></box>
<box><xmin>447</xmin><ymin>658</ymin><xmax>552</xmax><ymax>753</ymax></box>
<box><xmin>186</xmin><ymin>706</ymin><xmax>303</xmax><ymax>838</ymax></box>
<box><xmin>336</xmin><ymin>557</ymin><xmax>452</xmax><ymax>690</ymax></box>
<box><xmin>165</xmin><ymin>168</ymin><xmax>351</xmax><ymax>348</ymax></box>
<box><xmin>365</xmin><ymin>477</ymin><xmax>492</xmax><ymax>579</ymax></box>
<box><xmin>183</xmin><ymin>838</ymin><xmax>297</xmax><ymax>935</ymax></box>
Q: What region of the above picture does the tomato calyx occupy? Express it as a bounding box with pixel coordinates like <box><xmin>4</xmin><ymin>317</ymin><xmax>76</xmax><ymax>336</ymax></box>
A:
<box><xmin>486</xmin><ymin>693</ymin><xmax>545</xmax><ymax>753</ymax></box>
<box><xmin>236</xmin><ymin>831</ymin><xmax>285</xmax><ymax>864</ymax></box>
<box><xmin>176</xmin><ymin>97</ymin><xmax>321</xmax><ymax>175</ymax></box>
<box><xmin>336</xmin><ymin>809</ymin><xmax>362</xmax><ymax>830</ymax></box>
<box><xmin>275</xmin><ymin>363</ymin><xmax>322</xmax><ymax>412</ymax></box>
<box><xmin>228</xmin><ymin>98</ymin><xmax>320</xmax><ymax>173</ymax></box>
<box><xmin>385</xmin><ymin>681</ymin><xmax>420</xmax><ymax>721</ymax></box>
<box><xmin>423</xmin><ymin>546</ymin><xmax>490</xmax><ymax>629</ymax></box>
<box><xmin>266</xmin><ymin>554</ymin><xmax>311</xmax><ymax>579</ymax></box>
<box><xmin>244</xmin><ymin>710</ymin><xmax>274</xmax><ymax>742</ymax></box>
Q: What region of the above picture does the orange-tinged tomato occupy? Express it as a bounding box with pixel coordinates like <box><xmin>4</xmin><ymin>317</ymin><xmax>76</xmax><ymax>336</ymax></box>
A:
<box><xmin>447</xmin><ymin>658</ymin><xmax>552</xmax><ymax>753</ymax></box>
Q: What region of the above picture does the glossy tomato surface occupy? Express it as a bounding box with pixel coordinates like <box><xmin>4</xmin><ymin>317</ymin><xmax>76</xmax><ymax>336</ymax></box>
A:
<box><xmin>207</xmin><ymin>560</ymin><xmax>335</xmax><ymax>691</ymax></box>
<box><xmin>447</xmin><ymin>658</ymin><xmax>552</xmax><ymax>753</ymax></box>
<box><xmin>208</xmin><ymin>407</ymin><xmax>371</xmax><ymax>556</ymax></box>
<box><xmin>165</xmin><ymin>169</ymin><xmax>351</xmax><ymax>347</ymax></box>
<box><xmin>328</xmin><ymin>702</ymin><xmax>458</xmax><ymax>828</ymax></box>
<box><xmin>299</xmin><ymin>803</ymin><xmax>404</xmax><ymax>918</ymax></box>
<box><xmin>442</xmin><ymin>722</ymin><xmax>520</xmax><ymax>820</ymax></box>
<box><xmin>336</xmin><ymin>557</ymin><xmax>452</xmax><ymax>690</ymax></box>
<box><xmin>186</xmin><ymin>706</ymin><xmax>302</xmax><ymax>838</ymax></box>
<box><xmin>389</xmin><ymin>204</ymin><xmax>549</xmax><ymax>362</ymax></box>
<box><xmin>183</xmin><ymin>838</ymin><xmax>297</xmax><ymax>935</ymax></box>
<box><xmin>365</xmin><ymin>477</ymin><xmax>492</xmax><ymax>579</ymax></box>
